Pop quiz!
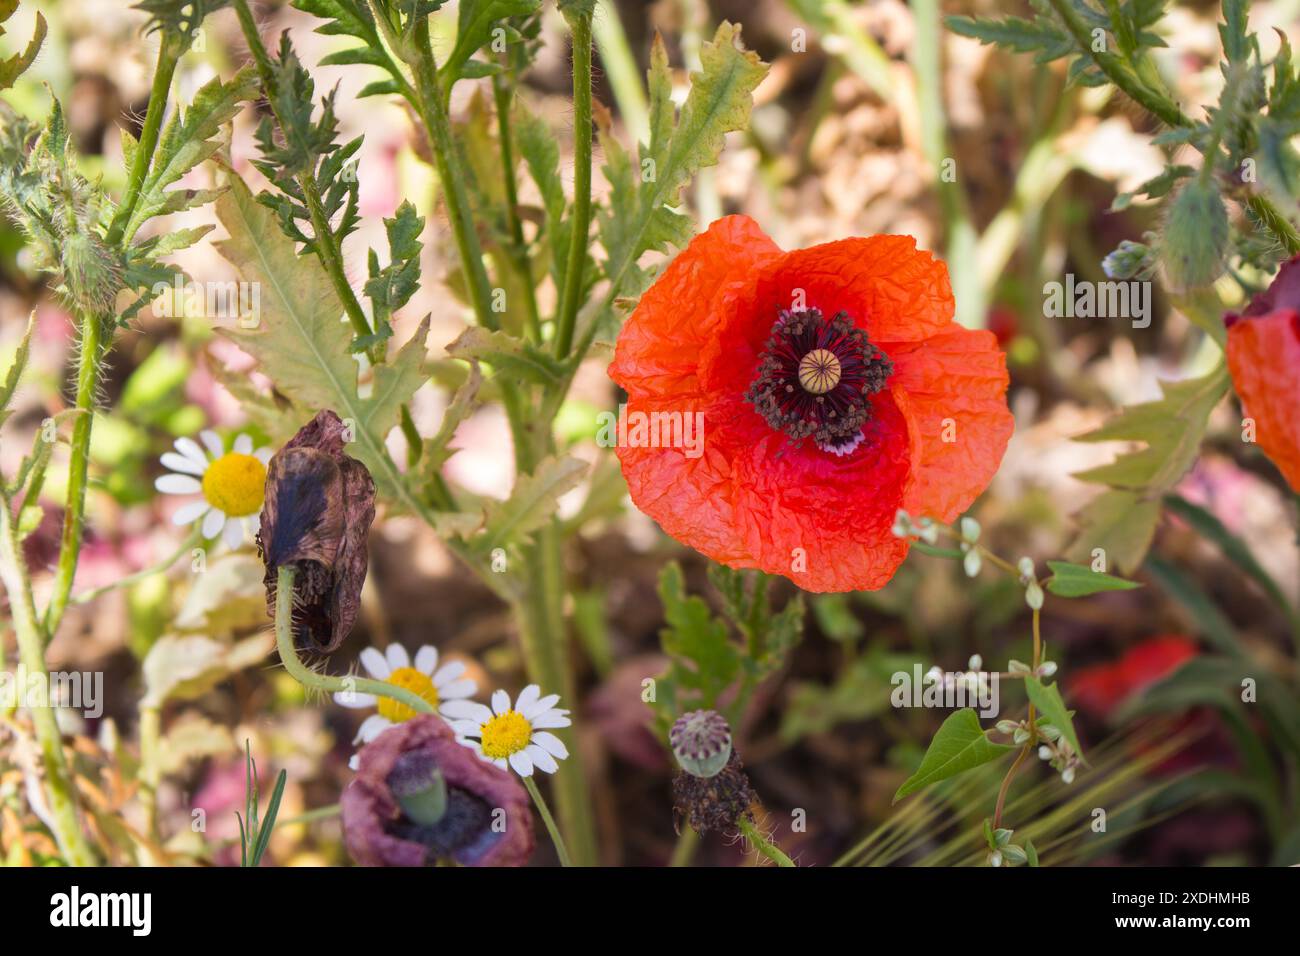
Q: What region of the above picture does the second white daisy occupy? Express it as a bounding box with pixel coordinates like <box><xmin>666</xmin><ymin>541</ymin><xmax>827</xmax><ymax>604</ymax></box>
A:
<box><xmin>334</xmin><ymin>644</ymin><xmax>478</xmax><ymax>753</ymax></box>
<box><xmin>444</xmin><ymin>685</ymin><xmax>571</xmax><ymax>777</ymax></box>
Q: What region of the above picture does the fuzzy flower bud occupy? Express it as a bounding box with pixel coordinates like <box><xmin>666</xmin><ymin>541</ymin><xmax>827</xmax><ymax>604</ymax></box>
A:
<box><xmin>1161</xmin><ymin>180</ymin><xmax>1228</xmax><ymax>291</ymax></box>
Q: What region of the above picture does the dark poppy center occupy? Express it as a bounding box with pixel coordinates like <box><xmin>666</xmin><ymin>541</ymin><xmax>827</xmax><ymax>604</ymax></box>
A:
<box><xmin>745</xmin><ymin>307</ymin><xmax>892</xmax><ymax>455</ymax></box>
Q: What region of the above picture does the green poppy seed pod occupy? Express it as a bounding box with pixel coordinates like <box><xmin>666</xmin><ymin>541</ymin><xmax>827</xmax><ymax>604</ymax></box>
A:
<box><xmin>669</xmin><ymin>709</ymin><xmax>732</xmax><ymax>778</ymax></box>
<box><xmin>1161</xmin><ymin>180</ymin><xmax>1228</xmax><ymax>291</ymax></box>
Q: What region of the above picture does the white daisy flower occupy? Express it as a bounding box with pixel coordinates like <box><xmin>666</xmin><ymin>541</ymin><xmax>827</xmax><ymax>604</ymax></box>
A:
<box><xmin>443</xmin><ymin>684</ymin><xmax>571</xmax><ymax>777</ymax></box>
<box><xmin>154</xmin><ymin>429</ymin><xmax>272</xmax><ymax>549</ymax></box>
<box><xmin>333</xmin><ymin>644</ymin><xmax>478</xmax><ymax>767</ymax></box>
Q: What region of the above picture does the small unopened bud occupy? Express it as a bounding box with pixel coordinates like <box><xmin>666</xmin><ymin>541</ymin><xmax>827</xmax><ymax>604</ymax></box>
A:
<box><xmin>1102</xmin><ymin>240</ymin><xmax>1153</xmax><ymax>280</ymax></box>
<box><xmin>1038</xmin><ymin>745</ymin><xmax>1053</xmax><ymax>761</ymax></box>
<box><xmin>1162</xmin><ymin>179</ymin><xmax>1228</xmax><ymax>291</ymax></box>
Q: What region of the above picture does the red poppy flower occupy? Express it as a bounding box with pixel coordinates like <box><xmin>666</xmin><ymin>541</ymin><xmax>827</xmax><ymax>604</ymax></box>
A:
<box><xmin>1069</xmin><ymin>635</ymin><xmax>1199</xmax><ymax>716</ymax></box>
<box><xmin>608</xmin><ymin>216</ymin><xmax>1014</xmax><ymax>592</ymax></box>
<box><xmin>1225</xmin><ymin>253</ymin><xmax>1300</xmax><ymax>491</ymax></box>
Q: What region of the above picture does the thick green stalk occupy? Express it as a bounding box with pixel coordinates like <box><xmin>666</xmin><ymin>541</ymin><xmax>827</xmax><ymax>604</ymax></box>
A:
<box><xmin>492</xmin><ymin>75</ymin><xmax>542</xmax><ymax>343</ymax></box>
<box><xmin>106</xmin><ymin>35</ymin><xmax>180</xmax><ymax>246</ymax></box>
<box><xmin>553</xmin><ymin>8</ymin><xmax>594</xmax><ymax>358</ymax></box>
<box><xmin>0</xmin><ymin>501</ymin><xmax>95</xmax><ymax>865</ymax></box>
<box><xmin>43</xmin><ymin>310</ymin><xmax>103</xmax><ymax>640</ymax></box>
<box><xmin>515</xmin><ymin>524</ymin><xmax>598</xmax><ymax>865</ymax></box>
<box><xmin>409</xmin><ymin>23</ymin><xmax>498</xmax><ymax>331</ymax></box>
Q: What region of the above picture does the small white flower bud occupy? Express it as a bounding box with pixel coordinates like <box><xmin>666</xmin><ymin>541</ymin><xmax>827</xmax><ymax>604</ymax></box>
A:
<box><xmin>1038</xmin><ymin>745</ymin><xmax>1052</xmax><ymax>760</ymax></box>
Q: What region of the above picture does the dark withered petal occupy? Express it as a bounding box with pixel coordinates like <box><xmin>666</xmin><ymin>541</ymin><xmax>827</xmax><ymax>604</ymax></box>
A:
<box><xmin>259</xmin><ymin>410</ymin><xmax>375</xmax><ymax>652</ymax></box>
<box><xmin>342</xmin><ymin>715</ymin><xmax>535</xmax><ymax>867</ymax></box>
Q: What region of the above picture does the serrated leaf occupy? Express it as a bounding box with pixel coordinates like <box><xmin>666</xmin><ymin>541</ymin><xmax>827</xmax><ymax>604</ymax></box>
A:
<box><xmin>441</xmin><ymin>0</ymin><xmax>541</xmax><ymax>88</ymax></box>
<box><xmin>0</xmin><ymin>309</ymin><xmax>35</xmax><ymax>428</ymax></box>
<box><xmin>214</xmin><ymin>175</ymin><xmax>431</xmax><ymax>518</ymax></box>
<box><xmin>947</xmin><ymin>14</ymin><xmax>1068</xmax><ymax>58</ymax></box>
<box><xmin>893</xmin><ymin>708</ymin><xmax>1013</xmax><ymax>802</ymax></box>
<box><xmin>124</xmin><ymin>69</ymin><xmax>257</xmax><ymax>240</ymax></box>
<box><xmin>1073</xmin><ymin>366</ymin><xmax>1229</xmax><ymax>493</ymax></box>
<box><xmin>1025</xmin><ymin>677</ymin><xmax>1083</xmax><ymax>760</ymax></box>
<box><xmin>446</xmin><ymin>327</ymin><xmax>564</xmax><ymax>384</ymax></box>
<box><xmin>655</xmin><ymin>562</ymin><xmax>740</xmax><ymax>711</ymax></box>
<box><xmin>419</xmin><ymin>360</ymin><xmax>482</xmax><ymax>476</ymax></box>
<box><xmin>1044</xmin><ymin>560</ymin><xmax>1142</xmax><ymax>597</ymax></box>
<box><xmin>598</xmin><ymin>23</ymin><xmax>767</xmax><ymax>306</ymax></box>
<box><xmin>0</xmin><ymin>10</ymin><xmax>44</xmax><ymax>91</ymax></box>
<box><xmin>1067</xmin><ymin>489</ymin><xmax>1161</xmax><ymax>575</ymax></box>
<box><xmin>481</xmin><ymin>455</ymin><xmax>586</xmax><ymax>549</ymax></box>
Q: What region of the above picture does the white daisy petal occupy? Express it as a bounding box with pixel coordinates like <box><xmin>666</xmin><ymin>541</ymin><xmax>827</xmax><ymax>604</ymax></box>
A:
<box><xmin>359</xmin><ymin>647</ymin><xmax>390</xmax><ymax>680</ymax></box>
<box><xmin>201</xmin><ymin>509</ymin><xmax>226</xmax><ymax>539</ymax></box>
<box><xmin>438</xmin><ymin>679</ymin><xmax>477</xmax><ymax>699</ymax></box>
<box><xmin>245</xmin><ymin>513</ymin><xmax>261</xmax><ymax>536</ymax></box>
<box><xmin>508</xmin><ymin>750</ymin><xmax>534</xmax><ymax>777</ymax></box>
<box><xmin>233</xmin><ymin>434</ymin><xmax>253</xmax><ymax>455</ymax></box>
<box><xmin>530</xmin><ymin>711</ymin><xmax>571</xmax><ymax>729</ymax></box>
<box><xmin>160</xmin><ymin>452</ymin><xmax>207</xmax><ymax>476</ymax></box>
<box><xmin>494</xmin><ymin>758</ymin><xmax>508</xmax><ymax>771</ymax></box>
<box><xmin>255</xmin><ymin>447</ymin><xmax>272</xmax><ymax>465</ymax></box>
<box><xmin>172</xmin><ymin>500</ymin><xmax>210</xmax><ymax>525</ymax></box>
<box><xmin>354</xmin><ymin>714</ymin><xmax>391</xmax><ymax>745</ymax></box>
<box><xmin>491</xmin><ymin>689</ymin><xmax>511</xmax><ymax>715</ymax></box>
<box><xmin>432</xmin><ymin>660</ymin><xmax>466</xmax><ymax>684</ymax></box>
<box><xmin>441</xmin><ymin>700</ymin><xmax>493</xmax><ymax>724</ymax></box>
<box><xmin>222</xmin><ymin>517</ymin><xmax>244</xmax><ymax>549</ymax></box>
<box><xmin>348</xmin><ymin>754</ymin><xmax>360</xmax><ymax>771</ymax></box>
<box><xmin>155</xmin><ymin>473</ymin><xmax>202</xmax><ymax>495</ymax></box>
<box><xmin>526</xmin><ymin>744</ymin><xmax>558</xmax><ymax>774</ymax></box>
<box><xmin>530</xmin><ymin>731</ymin><xmax>569</xmax><ymax>760</ymax></box>
<box><xmin>515</xmin><ymin>684</ymin><xmax>541</xmax><ymax>714</ymax></box>
<box><xmin>333</xmin><ymin>691</ymin><xmax>378</xmax><ymax>709</ymax></box>
<box><xmin>386</xmin><ymin>644</ymin><xmax>410</xmax><ymax>671</ymax></box>
<box><xmin>174</xmin><ymin>437</ymin><xmax>209</xmax><ymax>465</ymax></box>
<box><xmin>200</xmin><ymin>429</ymin><xmax>224</xmax><ymax>458</ymax></box>
<box><xmin>523</xmin><ymin>693</ymin><xmax>561</xmax><ymax>720</ymax></box>
<box><xmin>414</xmin><ymin>646</ymin><xmax>439</xmax><ymax>675</ymax></box>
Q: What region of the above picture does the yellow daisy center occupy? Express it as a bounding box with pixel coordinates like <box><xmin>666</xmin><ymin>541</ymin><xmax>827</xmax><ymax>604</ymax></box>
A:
<box><xmin>480</xmin><ymin>709</ymin><xmax>532</xmax><ymax>760</ymax></box>
<box><xmin>201</xmin><ymin>452</ymin><xmax>266</xmax><ymax>517</ymax></box>
<box><xmin>378</xmin><ymin>667</ymin><xmax>441</xmax><ymax>723</ymax></box>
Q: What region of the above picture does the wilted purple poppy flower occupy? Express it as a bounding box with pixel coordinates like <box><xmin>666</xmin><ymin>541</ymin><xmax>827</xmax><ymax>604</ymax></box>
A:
<box><xmin>258</xmin><ymin>410</ymin><xmax>375</xmax><ymax>652</ymax></box>
<box><xmin>341</xmin><ymin>714</ymin><xmax>535</xmax><ymax>867</ymax></box>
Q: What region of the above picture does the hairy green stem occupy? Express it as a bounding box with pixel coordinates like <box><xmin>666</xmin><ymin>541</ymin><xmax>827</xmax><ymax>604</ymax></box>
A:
<box><xmin>43</xmin><ymin>309</ymin><xmax>103</xmax><ymax>641</ymax></box>
<box><xmin>736</xmin><ymin>816</ymin><xmax>795</xmax><ymax>867</ymax></box>
<box><xmin>522</xmin><ymin>775</ymin><xmax>572</xmax><ymax>866</ymax></box>
<box><xmin>0</xmin><ymin>501</ymin><xmax>95</xmax><ymax>865</ymax></box>
<box><xmin>554</xmin><ymin>8</ymin><xmax>594</xmax><ymax>358</ymax></box>
<box><xmin>106</xmin><ymin>35</ymin><xmax>180</xmax><ymax>246</ymax></box>
<box><xmin>492</xmin><ymin>76</ymin><xmax>542</xmax><ymax>343</ymax></box>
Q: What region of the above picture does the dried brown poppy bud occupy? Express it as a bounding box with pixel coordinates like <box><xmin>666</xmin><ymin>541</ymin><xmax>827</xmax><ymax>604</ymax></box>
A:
<box><xmin>258</xmin><ymin>410</ymin><xmax>375</xmax><ymax>652</ymax></box>
<box><xmin>342</xmin><ymin>715</ymin><xmax>535</xmax><ymax>867</ymax></box>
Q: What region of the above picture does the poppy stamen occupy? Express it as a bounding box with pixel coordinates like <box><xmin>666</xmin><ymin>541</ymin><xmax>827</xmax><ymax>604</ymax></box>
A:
<box><xmin>746</xmin><ymin>307</ymin><xmax>892</xmax><ymax>454</ymax></box>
